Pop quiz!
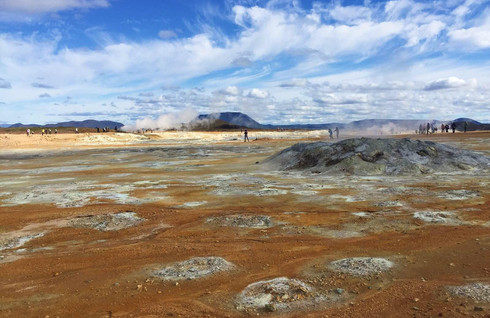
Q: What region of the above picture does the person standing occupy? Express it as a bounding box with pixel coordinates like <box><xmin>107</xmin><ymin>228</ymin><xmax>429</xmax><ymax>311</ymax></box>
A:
<box><xmin>464</xmin><ymin>121</ymin><xmax>468</xmax><ymax>133</ymax></box>
<box><xmin>426</xmin><ymin>123</ymin><xmax>430</xmax><ymax>135</ymax></box>
<box><xmin>334</xmin><ymin>127</ymin><xmax>339</xmax><ymax>139</ymax></box>
<box><xmin>244</xmin><ymin>129</ymin><xmax>249</xmax><ymax>142</ymax></box>
<box><xmin>441</xmin><ymin>123</ymin><xmax>445</xmax><ymax>133</ymax></box>
<box><xmin>328</xmin><ymin>128</ymin><xmax>333</xmax><ymax>139</ymax></box>
<box><xmin>451</xmin><ymin>122</ymin><xmax>456</xmax><ymax>133</ymax></box>
<box><xmin>26</xmin><ymin>128</ymin><xmax>30</xmax><ymax>136</ymax></box>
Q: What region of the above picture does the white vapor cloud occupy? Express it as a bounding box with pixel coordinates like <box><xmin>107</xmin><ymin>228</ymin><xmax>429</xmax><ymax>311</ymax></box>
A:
<box><xmin>123</xmin><ymin>108</ymin><xmax>198</xmax><ymax>131</ymax></box>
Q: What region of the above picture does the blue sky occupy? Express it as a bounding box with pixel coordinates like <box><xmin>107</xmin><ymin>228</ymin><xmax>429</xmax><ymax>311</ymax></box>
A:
<box><xmin>1</xmin><ymin>0</ymin><xmax>490</xmax><ymax>126</ymax></box>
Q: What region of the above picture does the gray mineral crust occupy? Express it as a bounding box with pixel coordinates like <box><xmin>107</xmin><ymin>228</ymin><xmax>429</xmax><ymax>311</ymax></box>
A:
<box><xmin>68</xmin><ymin>212</ymin><xmax>143</xmax><ymax>231</ymax></box>
<box><xmin>152</xmin><ymin>256</ymin><xmax>235</xmax><ymax>280</ymax></box>
<box><xmin>328</xmin><ymin>257</ymin><xmax>394</xmax><ymax>276</ymax></box>
<box><xmin>236</xmin><ymin>277</ymin><xmax>325</xmax><ymax>313</ymax></box>
<box><xmin>262</xmin><ymin>138</ymin><xmax>489</xmax><ymax>175</ymax></box>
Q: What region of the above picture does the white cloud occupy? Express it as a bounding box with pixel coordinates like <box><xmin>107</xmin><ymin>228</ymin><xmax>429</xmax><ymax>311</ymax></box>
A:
<box><xmin>0</xmin><ymin>0</ymin><xmax>110</xmax><ymax>14</ymax></box>
<box><xmin>217</xmin><ymin>86</ymin><xmax>241</xmax><ymax>96</ymax></box>
<box><xmin>248</xmin><ymin>88</ymin><xmax>269</xmax><ymax>99</ymax></box>
<box><xmin>0</xmin><ymin>77</ymin><xmax>11</xmax><ymax>88</ymax></box>
<box><xmin>158</xmin><ymin>30</ymin><xmax>177</xmax><ymax>39</ymax></box>
<box><xmin>329</xmin><ymin>5</ymin><xmax>372</xmax><ymax>24</ymax></box>
<box><xmin>424</xmin><ymin>76</ymin><xmax>475</xmax><ymax>90</ymax></box>
<box><xmin>449</xmin><ymin>25</ymin><xmax>490</xmax><ymax>48</ymax></box>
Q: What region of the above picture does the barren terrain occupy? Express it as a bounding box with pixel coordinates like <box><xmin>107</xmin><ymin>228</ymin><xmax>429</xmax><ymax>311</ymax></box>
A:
<box><xmin>0</xmin><ymin>130</ymin><xmax>489</xmax><ymax>317</ymax></box>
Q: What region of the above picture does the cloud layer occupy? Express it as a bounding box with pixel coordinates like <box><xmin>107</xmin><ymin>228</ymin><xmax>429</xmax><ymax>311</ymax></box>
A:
<box><xmin>0</xmin><ymin>0</ymin><xmax>489</xmax><ymax>125</ymax></box>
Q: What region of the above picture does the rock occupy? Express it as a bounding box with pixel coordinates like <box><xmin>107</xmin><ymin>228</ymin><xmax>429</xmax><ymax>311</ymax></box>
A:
<box><xmin>474</xmin><ymin>306</ymin><xmax>483</xmax><ymax>311</ymax></box>
<box><xmin>262</xmin><ymin>138</ymin><xmax>490</xmax><ymax>175</ymax></box>
<box><xmin>335</xmin><ymin>288</ymin><xmax>344</xmax><ymax>295</ymax></box>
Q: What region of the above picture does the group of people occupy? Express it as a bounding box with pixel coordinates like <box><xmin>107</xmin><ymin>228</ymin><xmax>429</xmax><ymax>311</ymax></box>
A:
<box><xmin>96</xmin><ymin>126</ymin><xmax>117</xmax><ymax>133</ymax></box>
<box><xmin>418</xmin><ymin>121</ymin><xmax>468</xmax><ymax>134</ymax></box>
<box><xmin>328</xmin><ymin>127</ymin><xmax>340</xmax><ymax>139</ymax></box>
<box><xmin>26</xmin><ymin>128</ymin><xmax>58</xmax><ymax>136</ymax></box>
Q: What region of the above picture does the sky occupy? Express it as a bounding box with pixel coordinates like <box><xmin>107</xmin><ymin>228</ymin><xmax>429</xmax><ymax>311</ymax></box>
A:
<box><xmin>0</xmin><ymin>0</ymin><xmax>490</xmax><ymax>126</ymax></box>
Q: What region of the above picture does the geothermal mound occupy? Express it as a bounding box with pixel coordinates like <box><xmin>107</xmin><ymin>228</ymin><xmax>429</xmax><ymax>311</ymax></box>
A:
<box><xmin>328</xmin><ymin>257</ymin><xmax>394</xmax><ymax>276</ymax></box>
<box><xmin>236</xmin><ymin>277</ymin><xmax>325</xmax><ymax>313</ymax></box>
<box><xmin>448</xmin><ymin>283</ymin><xmax>490</xmax><ymax>303</ymax></box>
<box><xmin>0</xmin><ymin>233</ymin><xmax>45</xmax><ymax>251</ymax></box>
<box><xmin>206</xmin><ymin>215</ymin><xmax>273</xmax><ymax>228</ymax></box>
<box><xmin>152</xmin><ymin>256</ymin><xmax>235</xmax><ymax>281</ymax></box>
<box><xmin>263</xmin><ymin>138</ymin><xmax>489</xmax><ymax>175</ymax></box>
<box><xmin>68</xmin><ymin>212</ymin><xmax>143</xmax><ymax>231</ymax></box>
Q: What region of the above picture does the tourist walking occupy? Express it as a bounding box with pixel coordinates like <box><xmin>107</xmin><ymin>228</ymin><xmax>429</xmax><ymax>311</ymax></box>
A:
<box><xmin>451</xmin><ymin>122</ymin><xmax>456</xmax><ymax>133</ymax></box>
<box><xmin>26</xmin><ymin>128</ymin><xmax>30</xmax><ymax>136</ymax></box>
<box><xmin>328</xmin><ymin>128</ymin><xmax>333</xmax><ymax>139</ymax></box>
<box><xmin>426</xmin><ymin>123</ymin><xmax>430</xmax><ymax>135</ymax></box>
<box><xmin>244</xmin><ymin>129</ymin><xmax>249</xmax><ymax>142</ymax></box>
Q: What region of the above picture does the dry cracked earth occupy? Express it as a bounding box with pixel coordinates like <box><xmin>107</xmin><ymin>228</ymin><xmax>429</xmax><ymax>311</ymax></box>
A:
<box><xmin>0</xmin><ymin>131</ymin><xmax>489</xmax><ymax>318</ymax></box>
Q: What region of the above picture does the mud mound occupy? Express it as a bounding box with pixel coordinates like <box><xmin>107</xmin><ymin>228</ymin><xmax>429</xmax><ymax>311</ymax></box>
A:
<box><xmin>206</xmin><ymin>215</ymin><xmax>273</xmax><ymax>228</ymax></box>
<box><xmin>448</xmin><ymin>283</ymin><xmax>490</xmax><ymax>303</ymax></box>
<box><xmin>263</xmin><ymin>138</ymin><xmax>489</xmax><ymax>175</ymax></box>
<box><xmin>413</xmin><ymin>211</ymin><xmax>460</xmax><ymax>224</ymax></box>
<box><xmin>328</xmin><ymin>257</ymin><xmax>394</xmax><ymax>276</ymax></box>
<box><xmin>68</xmin><ymin>212</ymin><xmax>143</xmax><ymax>231</ymax></box>
<box><xmin>0</xmin><ymin>232</ymin><xmax>45</xmax><ymax>251</ymax></box>
<box><xmin>236</xmin><ymin>277</ymin><xmax>325</xmax><ymax>313</ymax></box>
<box><xmin>152</xmin><ymin>256</ymin><xmax>235</xmax><ymax>280</ymax></box>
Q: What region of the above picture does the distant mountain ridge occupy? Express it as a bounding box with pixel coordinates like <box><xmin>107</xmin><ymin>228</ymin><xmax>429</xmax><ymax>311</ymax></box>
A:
<box><xmin>9</xmin><ymin>119</ymin><xmax>124</xmax><ymax>129</ymax></box>
<box><xmin>3</xmin><ymin>113</ymin><xmax>489</xmax><ymax>132</ymax></box>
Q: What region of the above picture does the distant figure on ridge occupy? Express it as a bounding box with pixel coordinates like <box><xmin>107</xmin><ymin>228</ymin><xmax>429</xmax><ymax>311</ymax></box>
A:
<box><xmin>334</xmin><ymin>127</ymin><xmax>339</xmax><ymax>139</ymax></box>
<box><xmin>464</xmin><ymin>121</ymin><xmax>468</xmax><ymax>133</ymax></box>
<box><xmin>451</xmin><ymin>122</ymin><xmax>456</xmax><ymax>133</ymax></box>
<box><xmin>244</xmin><ymin>129</ymin><xmax>249</xmax><ymax>142</ymax></box>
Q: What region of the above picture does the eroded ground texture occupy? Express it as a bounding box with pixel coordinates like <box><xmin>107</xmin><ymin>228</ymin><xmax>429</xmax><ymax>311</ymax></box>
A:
<box><xmin>0</xmin><ymin>131</ymin><xmax>489</xmax><ymax>317</ymax></box>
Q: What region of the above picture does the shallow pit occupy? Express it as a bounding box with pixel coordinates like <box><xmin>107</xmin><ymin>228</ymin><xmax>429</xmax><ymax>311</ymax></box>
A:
<box><xmin>68</xmin><ymin>212</ymin><xmax>144</xmax><ymax>231</ymax></box>
<box><xmin>206</xmin><ymin>215</ymin><xmax>273</xmax><ymax>228</ymax></box>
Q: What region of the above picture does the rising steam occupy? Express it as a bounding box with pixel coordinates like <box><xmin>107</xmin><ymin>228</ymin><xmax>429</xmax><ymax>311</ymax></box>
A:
<box><xmin>122</xmin><ymin>108</ymin><xmax>199</xmax><ymax>131</ymax></box>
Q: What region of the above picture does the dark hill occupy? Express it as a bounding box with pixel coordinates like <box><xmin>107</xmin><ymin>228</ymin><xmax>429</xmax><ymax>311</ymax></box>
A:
<box><xmin>196</xmin><ymin>112</ymin><xmax>263</xmax><ymax>129</ymax></box>
<box><xmin>9</xmin><ymin>120</ymin><xmax>123</xmax><ymax>129</ymax></box>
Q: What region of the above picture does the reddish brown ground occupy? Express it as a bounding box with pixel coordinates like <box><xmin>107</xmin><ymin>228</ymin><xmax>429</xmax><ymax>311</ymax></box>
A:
<box><xmin>0</xmin><ymin>131</ymin><xmax>489</xmax><ymax>318</ymax></box>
